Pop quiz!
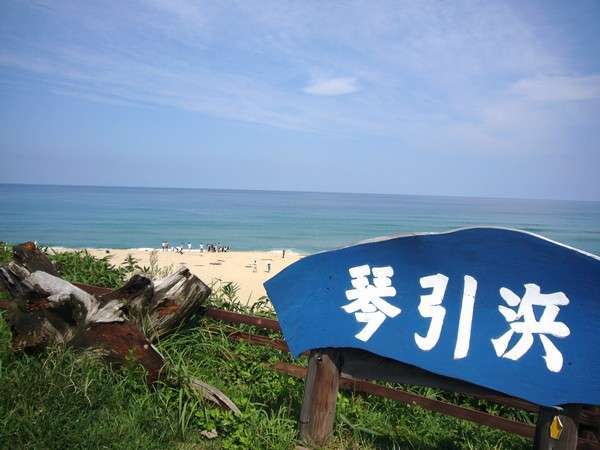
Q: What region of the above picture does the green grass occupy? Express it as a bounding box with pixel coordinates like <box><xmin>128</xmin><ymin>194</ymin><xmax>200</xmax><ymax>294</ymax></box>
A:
<box><xmin>0</xmin><ymin>244</ymin><xmax>11</xmax><ymax>302</ymax></box>
<box><xmin>47</xmin><ymin>248</ymin><xmax>139</xmax><ymax>288</ymax></box>
<box><xmin>0</xmin><ymin>248</ymin><xmax>532</xmax><ymax>449</ymax></box>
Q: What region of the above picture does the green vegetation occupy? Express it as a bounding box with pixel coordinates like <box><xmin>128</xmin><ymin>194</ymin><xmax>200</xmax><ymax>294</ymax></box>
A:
<box><xmin>48</xmin><ymin>249</ymin><xmax>134</xmax><ymax>288</ymax></box>
<box><xmin>0</xmin><ymin>248</ymin><xmax>532</xmax><ymax>449</ymax></box>
<box><xmin>0</xmin><ymin>243</ymin><xmax>11</xmax><ymax>264</ymax></box>
<box><xmin>0</xmin><ymin>243</ymin><xmax>10</xmax><ymax>302</ymax></box>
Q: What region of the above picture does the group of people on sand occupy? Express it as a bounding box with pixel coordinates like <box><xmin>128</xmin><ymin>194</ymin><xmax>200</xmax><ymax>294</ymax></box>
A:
<box><xmin>160</xmin><ymin>241</ymin><xmax>184</xmax><ymax>253</ymax></box>
<box><xmin>205</xmin><ymin>243</ymin><xmax>230</xmax><ymax>253</ymax></box>
<box><xmin>160</xmin><ymin>241</ymin><xmax>231</xmax><ymax>254</ymax></box>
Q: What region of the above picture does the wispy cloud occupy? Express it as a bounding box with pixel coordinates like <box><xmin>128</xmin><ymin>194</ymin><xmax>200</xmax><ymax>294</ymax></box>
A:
<box><xmin>0</xmin><ymin>0</ymin><xmax>597</xmax><ymax>148</ymax></box>
<box><xmin>303</xmin><ymin>77</ymin><xmax>358</xmax><ymax>96</ymax></box>
<box><xmin>512</xmin><ymin>75</ymin><xmax>600</xmax><ymax>102</ymax></box>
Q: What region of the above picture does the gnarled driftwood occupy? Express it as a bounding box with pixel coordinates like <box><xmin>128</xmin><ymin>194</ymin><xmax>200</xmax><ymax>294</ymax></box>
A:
<box><xmin>0</xmin><ymin>242</ymin><xmax>240</xmax><ymax>414</ymax></box>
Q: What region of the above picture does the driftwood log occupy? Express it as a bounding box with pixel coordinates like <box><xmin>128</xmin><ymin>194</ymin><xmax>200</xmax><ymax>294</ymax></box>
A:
<box><xmin>0</xmin><ymin>242</ymin><xmax>239</xmax><ymax>414</ymax></box>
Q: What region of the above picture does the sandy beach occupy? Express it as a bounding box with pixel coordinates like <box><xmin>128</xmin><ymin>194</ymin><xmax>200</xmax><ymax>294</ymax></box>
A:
<box><xmin>79</xmin><ymin>248</ymin><xmax>303</xmax><ymax>305</ymax></box>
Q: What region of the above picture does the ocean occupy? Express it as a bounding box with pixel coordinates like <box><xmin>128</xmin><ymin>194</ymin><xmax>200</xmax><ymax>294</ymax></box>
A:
<box><xmin>1</xmin><ymin>184</ymin><xmax>599</xmax><ymax>255</ymax></box>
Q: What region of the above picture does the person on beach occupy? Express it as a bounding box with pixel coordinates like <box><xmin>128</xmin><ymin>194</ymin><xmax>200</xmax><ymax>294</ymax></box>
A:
<box><xmin>199</xmin><ymin>244</ymin><xmax>204</xmax><ymax>253</ymax></box>
<box><xmin>282</xmin><ymin>249</ymin><xmax>286</xmax><ymax>259</ymax></box>
<box><xmin>187</xmin><ymin>242</ymin><xmax>192</xmax><ymax>251</ymax></box>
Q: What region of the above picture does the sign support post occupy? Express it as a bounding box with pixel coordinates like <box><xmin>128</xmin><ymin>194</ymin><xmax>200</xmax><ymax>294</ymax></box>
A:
<box><xmin>299</xmin><ymin>348</ymin><xmax>342</xmax><ymax>447</ymax></box>
<box><xmin>533</xmin><ymin>405</ymin><xmax>580</xmax><ymax>450</ymax></box>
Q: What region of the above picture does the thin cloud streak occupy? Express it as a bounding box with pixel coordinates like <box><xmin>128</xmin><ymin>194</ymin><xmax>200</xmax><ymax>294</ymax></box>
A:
<box><xmin>304</xmin><ymin>78</ymin><xmax>359</xmax><ymax>96</ymax></box>
<box><xmin>512</xmin><ymin>75</ymin><xmax>600</xmax><ymax>102</ymax></box>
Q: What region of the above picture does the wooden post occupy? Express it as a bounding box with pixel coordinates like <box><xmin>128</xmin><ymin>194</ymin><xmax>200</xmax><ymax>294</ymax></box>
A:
<box><xmin>580</xmin><ymin>406</ymin><xmax>600</xmax><ymax>442</ymax></box>
<box><xmin>534</xmin><ymin>405</ymin><xmax>581</xmax><ymax>450</ymax></box>
<box><xmin>299</xmin><ymin>348</ymin><xmax>342</xmax><ymax>447</ymax></box>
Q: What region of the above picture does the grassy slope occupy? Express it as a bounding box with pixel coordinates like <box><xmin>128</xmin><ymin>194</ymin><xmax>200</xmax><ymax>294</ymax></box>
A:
<box><xmin>0</xmin><ymin>247</ymin><xmax>531</xmax><ymax>449</ymax></box>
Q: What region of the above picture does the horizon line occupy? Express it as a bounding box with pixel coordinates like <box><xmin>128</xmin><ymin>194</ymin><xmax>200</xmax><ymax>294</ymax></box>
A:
<box><xmin>0</xmin><ymin>181</ymin><xmax>598</xmax><ymax>204</ymax></box>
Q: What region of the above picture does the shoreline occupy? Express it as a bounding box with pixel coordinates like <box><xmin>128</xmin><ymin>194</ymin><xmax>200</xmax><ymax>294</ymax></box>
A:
<box><xmin>49</xmin><ymin>246</ymin><xmax>307</xmax><ymax>255</ymax></box>
<box><xmin>50</xmin><ymin>247</ymin><xmax>303</xmax><ymax>305</ymax></box>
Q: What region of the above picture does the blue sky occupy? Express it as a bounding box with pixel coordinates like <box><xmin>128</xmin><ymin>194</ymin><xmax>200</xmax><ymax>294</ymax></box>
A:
<box><xmin>1</xmin><ymin>0</ymin><xmax>599</xmax><ymax>200</ymax></box>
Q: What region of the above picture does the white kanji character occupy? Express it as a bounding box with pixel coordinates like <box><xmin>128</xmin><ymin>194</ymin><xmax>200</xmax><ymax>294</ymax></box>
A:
<box><xmin>414</xmin><ymin>274</ymin><xmax>477</xmax><ymax>358</ymax></box>
<box><xmin>491</xmin><ymin>283</ymin><xmax>570</xmax><ymax>372</ymax></box>
<box><xmin>414</xmin><ymin>273</ymin><xmax>448</xmax><ymax>351</ymax></box>
<box><xmin>342</xmin><ymin>265</ymin><xmax>400</xmax><ymax>342</ymax></box>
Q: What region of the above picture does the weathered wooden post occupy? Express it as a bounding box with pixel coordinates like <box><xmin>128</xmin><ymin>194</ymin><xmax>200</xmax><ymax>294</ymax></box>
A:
<box><xmin>299</xmin><ymin>348</ymin><xmax>342</xmax><ymax>447</ymax></box>
<box><xmin>580</xmin><ymin>406</ymin><xmax>600</xmax><ymax>443</ymax></box>
<box><xmin>533</xmin><ymin>405</ymin><xmax>580</xmax><ymax>450</ymax></box>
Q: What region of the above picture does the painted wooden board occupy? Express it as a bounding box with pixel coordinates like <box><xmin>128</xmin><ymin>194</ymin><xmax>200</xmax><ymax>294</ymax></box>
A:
<box><xmin>264</xmin><ymin>227</ymin><xmax>600</xmax><ymax>407</ymax></box>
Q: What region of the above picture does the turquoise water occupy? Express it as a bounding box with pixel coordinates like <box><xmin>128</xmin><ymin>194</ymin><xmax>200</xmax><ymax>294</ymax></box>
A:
<box><xmin>1</xmin><ymin>184</ymin><xmax>599</xmax><ymax>255</ymax></box>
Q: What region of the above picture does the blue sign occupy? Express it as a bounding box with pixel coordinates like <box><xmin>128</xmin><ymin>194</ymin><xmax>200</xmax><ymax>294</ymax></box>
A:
<box><xmin>264</xmin><ymin>227</ymin><xmax>600</xmax><ymax>407</ymax></box>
